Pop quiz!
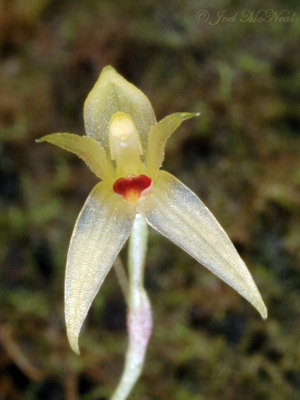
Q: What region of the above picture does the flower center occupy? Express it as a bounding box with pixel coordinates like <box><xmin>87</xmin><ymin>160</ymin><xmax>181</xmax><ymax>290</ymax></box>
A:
<box><xmin>113</xmin><ymin>175</ymin><xmax>152</xmax><ymax>204</ymax></box>
<box><xmin>109</xmin><ymin>112</ymin><xmax>142</xmax><ymax>160</ymax></box>
<box><xmin>109</xmin><ymin>112</ymin><xmax>145</xmax><ymax>178</ymax></box>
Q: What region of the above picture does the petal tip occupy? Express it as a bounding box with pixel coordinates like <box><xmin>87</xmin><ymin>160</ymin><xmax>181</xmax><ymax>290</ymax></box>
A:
<box><xmin>67</xmin><ymin>330</ymin><xmax>81</xmax><ymax>355</ymax></box>
<box><xmin>100</xmin><ymin>65</ymin><xmax>119</xmax><ymax>81</ymax></box>
<box><xmin>181</xmin><ymin>112</ymin><xmax>201</xmax><ymax>121</ymax></box>
<box><xmin>35</xmin><ymin>135</ymin><xmax>53</xmax><ymax>144</ymax></box>
<box><xmin>260</xmin><ymin>304</ymin><xmax>268</xmax><ymax>320</ymax></box>
<box><xmin>253</xmin><ymin>297</ymin><xmax>267</xmax><ymax>320</ymax></box>
<box><xmin>102</xmin><ymin>65</ymin><xmax>116</xmax><ymax>72</ymax></box>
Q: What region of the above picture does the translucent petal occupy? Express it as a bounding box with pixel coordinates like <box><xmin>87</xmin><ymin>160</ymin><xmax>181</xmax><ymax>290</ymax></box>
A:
<box><xmin>84</xmin><ymin>66</ymin><xmax>156</xmax><ymax>151</ymax></box>
<box><xmin>138</xmin><ymin>171</ymin><xmax>267</xmax><ymax>319</ymax></box>
<box><xmin>37</xmin><ymin>133</ymin><xmax>114</xmax><ymax>181</ymax></box>
<box><xmin>65</xmin><ymin>183</ymin><xmax>136</xmax><ymax>354</ymax></box>
<box><xmin>146</xmin><ymin>112</ymin><xmax>199</xmax><ymax>178</ymax></box>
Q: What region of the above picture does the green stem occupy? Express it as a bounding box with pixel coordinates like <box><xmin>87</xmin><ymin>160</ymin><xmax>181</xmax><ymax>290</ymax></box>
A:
<box><xmin>110</xmin><ymin>214</ymin><xmax>152</xmax><ymax>400</ymax></box>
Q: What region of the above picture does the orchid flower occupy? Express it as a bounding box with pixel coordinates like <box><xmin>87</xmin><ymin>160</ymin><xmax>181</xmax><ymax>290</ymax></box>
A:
<box><xmin>37</xmin><ymin>66</ymin><xmax>267</xmax><ymax>400</ymax></box>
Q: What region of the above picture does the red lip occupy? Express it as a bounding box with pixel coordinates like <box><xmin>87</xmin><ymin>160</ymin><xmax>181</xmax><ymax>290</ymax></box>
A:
<box><xmin>113</xmin><ymin>175</ymin><xmax>152</xmax><ymax>204</ymax></box>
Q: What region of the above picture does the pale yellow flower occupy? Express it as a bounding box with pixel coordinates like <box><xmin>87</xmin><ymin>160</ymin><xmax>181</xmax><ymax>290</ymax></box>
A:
<box><xmin>37</xmin><ymin>66</ymin><xmax>267</xmax><ymax>355</ymax></box>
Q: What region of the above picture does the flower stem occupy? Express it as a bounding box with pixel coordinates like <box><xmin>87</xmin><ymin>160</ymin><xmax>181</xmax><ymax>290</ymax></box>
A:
<box><xmin>110</xmin><ymin>214</ymin><xmax>152</xmax><ymax>400</ymax></box>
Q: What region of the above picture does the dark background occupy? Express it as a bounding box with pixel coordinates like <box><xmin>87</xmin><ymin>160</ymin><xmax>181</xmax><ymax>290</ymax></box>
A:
<box><xmin>0</xmin><ymin>1</ymin><xmax>299</xmax><ymax>399</ymax></box>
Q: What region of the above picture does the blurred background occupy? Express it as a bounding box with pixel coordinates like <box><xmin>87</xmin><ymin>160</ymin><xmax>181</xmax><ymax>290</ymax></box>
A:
<box><xmin>0</xmin><ymin>0</ymin><xmax>299</xmax><ymax>399</ymax></box>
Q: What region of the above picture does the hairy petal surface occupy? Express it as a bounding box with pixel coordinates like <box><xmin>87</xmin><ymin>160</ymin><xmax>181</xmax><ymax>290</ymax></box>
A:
<box><xmin>146</xmin><ymin>112</ymin><xmax>199</xmax><ymax>179</ymax></box>
<box><xmin>138</xmin><ymin>171</ymin><xmax>267</xmax><ymax>319</ymax></box>
<box><xmin>84</xmin><ymin>66</ymin><xmax>156</xmax><ymax>151</ymax></box>
<box><xmin>37</xmin><ymin>133</ymin><xmax>114</xmax><ymax>182</ymax></box>
<box><xmin>65</xmin><ymin>183</ymin><xmax>136</xmax><ymax>354</ymax></box>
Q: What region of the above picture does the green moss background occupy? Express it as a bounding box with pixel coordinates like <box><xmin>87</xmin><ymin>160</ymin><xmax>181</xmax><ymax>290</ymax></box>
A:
<box><xmin>0</xmin><ymin>1</ymin><xmax>299</xmax><ymax>399</ymax></box>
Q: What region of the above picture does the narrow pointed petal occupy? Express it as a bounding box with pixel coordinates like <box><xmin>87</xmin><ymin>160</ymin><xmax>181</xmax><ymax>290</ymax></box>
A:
<box><xmin>146</xmin><ymin>112</ymin><xmax>199</xmax><ymax>179</ymax></box>
<box><xmin>84</xmin><ymin>66</ymin><xmax>156</xmax><ymax>151</ymax></box>
<box><xmin>37</xmin><ymin>133</ymin><xmax>114</xmax><ymax>181</ymax></box>
<box><xmin>138</xmin><ymin>171</ymin><xmax>267</xmax><ymax>319</ymax></box>
<box><xmin>65</xmin><ymin>183</ymin><xmax>136</xmax><ymax>354</ymax></box>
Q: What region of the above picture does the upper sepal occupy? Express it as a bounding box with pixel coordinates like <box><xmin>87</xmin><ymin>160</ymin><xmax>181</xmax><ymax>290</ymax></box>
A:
<box><xmin>84</xmin><ymin>66</ymin><xmax>156</xmax><ymax>151</ymax></box>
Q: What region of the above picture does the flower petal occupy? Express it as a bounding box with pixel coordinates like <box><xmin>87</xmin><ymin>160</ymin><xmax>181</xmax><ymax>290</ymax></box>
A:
<box><xmin>146</xmin><ymin>112</ymin><xmax>199</xmax><ymax>179</ymax></box>
<box><xmin>65</xmin><ymin>182</ymin><xmax>136</xmax><ymax>354</ymax></box>
<box><xmin>84</xmin><ymin>66</ymin><xmax>156</xmax><ymax>151</ymax></box>
<box><xmin>37</xmin><ymin>133</ymin><xmax>114</xmax><ymax>181</ymax></box>
<box><xmin>138</xmin><ymin>171</ymin><xmax>267</xmax><ymax>319</ymax></box>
